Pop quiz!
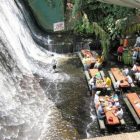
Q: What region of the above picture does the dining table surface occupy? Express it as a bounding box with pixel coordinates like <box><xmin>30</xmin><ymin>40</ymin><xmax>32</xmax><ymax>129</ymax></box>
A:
<box><xmin>111</xmin><ymin>68</ymin><xmax>129</xmax><ymax>87</ymax></box>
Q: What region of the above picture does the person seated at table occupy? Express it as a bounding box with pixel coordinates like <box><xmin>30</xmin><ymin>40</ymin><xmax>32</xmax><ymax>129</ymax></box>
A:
<box><xmin>116</xmin><ymin>80</ymin><xmax>126</xmax><ymax>88</ymax></box>
<box><xmin>89</xmin><ymin>76</ymin><xmax>97</xmax><ymax>90</ymax></box>
<box><xmin>97</xmin><ymin>104</ymin><xmax>105</xmax><ymax>120</ymax></box>
<box><xmin>130</xmin><ymin>62</ymin><xmax>139</xmax><ymax>80</ymax></box>
<box><xmin>125</xmin><ymin>74</ymin><xmax>133</xmax><ymax>85</ymax></box>
<box><xmin>131</xmin><ymin>62</ymin><xmax>139</xmax><ymax>73</ymax></box>
<box><xmin>104</xmin><ymin>95</ymin><xmax>111</xmax><ymax>102</ymax></box>
<box><xmin>134</xmin><ymin>34</ymin><xmax>140</xmax><ymax>47</ymax></box>
<box><xmin>135</xmin><ymin>71</ymin><xmax>140</xmax><ymax>80</ymax></box>
<box><xmin>105</xmin><ymin>96</ymin><xmax>113</xmax><ymax>107</ymax></box>
<box><xmin>132</xmin><ymin>48</ymin><xmax>138</xmax><ymax>65</ymax></box>
<box><xmin>115</xmin><ymin>80</ymin><xmax>120</xmax><ymax>89</ymax></box>
<box><xmin>134</xmin><ymin>100</ymin><xmax>140</xmax><ymax>108</ymax></box>
<box><xmin>111</xmin><ymin>92</ymin><xmax>119</xmax><ymax>100</ymax></box>
<box><xmin>94</xmin><ymin>91</ymin><xmax>101</xmax><ymax>105</ymax></box>
<box><xmin>89</xmin><ymin>57</ymin><xmax>96</xmax><ymax>69</ymax></box>
<box><xmin>104</xmin><ymin>76</ymin><xmax>111</xmax><ymax>88</ymax></box>
<box><xmin>95</xmin><ymin>72</ymin><xmax>101</xmax><ymax>79</ymax></box>
<box><xmin>114</xmin><ymin>106</ymin><xmax>124</xmax><ymax>119</ymax></box>
<box><xmin>109</xmin><ymin>92</ymin><xmax>119</xmax><ymax>104</ymax></box>
<box><xmin>122</xmin><ymin>66</ymin><xmax>129</xmax><ymax>76</ymax></box>
<box><xmin>112</xmin><ymin>98</ymin><xmax>120</xmax><ymax>108</ymax></box>
<box><xmin>94</xmin><ymin>56</ymin><xmax>103</xmax><ymax>69</ymax></box>
<box><xmin>82</xmin><ymin>56</ymin><xmax>91</xmax><ymax>70</ymax></box>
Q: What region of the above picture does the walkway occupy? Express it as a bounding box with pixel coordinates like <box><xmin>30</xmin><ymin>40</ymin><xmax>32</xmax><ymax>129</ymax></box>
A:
<box><xmin>83</xmin><ymin>131</ymin><xmax>140</xmax><ymax>140</ymax></box>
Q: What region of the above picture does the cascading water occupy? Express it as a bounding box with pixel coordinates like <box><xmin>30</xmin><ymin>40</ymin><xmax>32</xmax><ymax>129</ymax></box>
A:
<box><xmin>86</xmin><ymin>97</ymin><xmax>96</xmax><ymax>138</ymax></box>
<box><xmin>0</xmin><ymin>0</ymin><xmax>79</xmax><ymax>140</ymax></box>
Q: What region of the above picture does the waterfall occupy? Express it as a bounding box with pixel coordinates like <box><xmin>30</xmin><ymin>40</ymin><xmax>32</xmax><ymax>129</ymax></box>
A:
<box><xmin>0</xmin><ymin>0</ymin><xmax>77</xmax><ymax>140</ymax></box>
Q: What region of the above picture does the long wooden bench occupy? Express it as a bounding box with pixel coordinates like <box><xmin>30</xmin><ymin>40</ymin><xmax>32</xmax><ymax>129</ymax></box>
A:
<box><xmin>78</xmin><ymin>52</ymin><xmax>84</xmax><ymax>65</ymax></box>
<box><xmin>84</xmin><ymin>70</ymin><xmax>91</xmax><ymax>90</ymax></box>
<box><xmin>95</xmin><ymin>107</ymin><xmax>106</xmax><ymax>130</ymax></box>
<box><xmin>78</xmin><ymin>52</ymin><xmax>98</xmax><ymax>91</ymax></box>
<box><xmin>78</xmin><ymin>52</ymin><xmax>92</xmax><ymax>90</ymax></box>
<box><xmin>108</xmin><ymin>71</ymin><xmax>118</xmax><ymax>91</ymax></box>
<box><xmin>127</xmin><ymin>93</ymin><xmax>140</xmax><ymax>117</ymax></box>
<box><xmin>123</xmin><ymin>93</ymin><xmax>140</xmax><ymax>125</ymax></box>
<box><xmin>120</xmin><ymin>118</ymin><xmax>125</xmax><ymax>125</ymax></box>
<box><xmin>123</xmin><ymin>97</ymin><xmax>140</xmax><ymax>125</ymax></box>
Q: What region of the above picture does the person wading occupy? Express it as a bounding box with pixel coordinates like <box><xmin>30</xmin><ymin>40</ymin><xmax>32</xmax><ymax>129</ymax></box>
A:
<box><xmin>51</xmin><ymin>55</ymin><xmax>57</xmax><ymax>72</ymax></box>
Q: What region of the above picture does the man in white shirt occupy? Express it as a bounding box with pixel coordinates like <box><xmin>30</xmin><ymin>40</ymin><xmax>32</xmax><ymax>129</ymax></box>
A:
<box><xmin>122</xmin><ymin>67</ymin><xmax>129</xmax><ymax>76</ymax></box>
<box><xmin>89</xmin><ymin>76</ymin><xmax>96</xmax><ymax>89</ymax></box>
<box><xmin>126</xmin><ymin>75</ymin><xmax>133</xmax><ymax>84</ymax></box>
<box><xmin>114</xmin><ymin>107</ymin><xmax>123</xmax><ymax>119</ymax></box>
<box><xmin>131</xmin><ymin>63</ymin><xmax>139</xmax><ymax>73</ymax></box>
<box><xmin>97</xmin><ymin>104</ymin><xmax>105</xmax><ymax>119</ymax></box>
<box><xmin>135</xmin><ymin>72</ymin><xmax>140</xmax><ymax>81</ymax></box>
<box><xmin>94</xmin><ymin>91</ymin><xmax>101</xmax><ymax>104</ymax></box>
<box><xmin>115</xmin><ymin>80</ymin><xmax>120</xmax><ymax>89</ymax></box>
<box><xmin>132</xmin><ymin>63</ymin><xmax>138</xmax><ymax>72</ymax></box>
<box><xmin>134</xmin><ymin>34</ymin><xmax>140</xmax><ymax>47</ymax></box>
<box><xmin>132</xmin><ymin>50</ymin><xmax>138</xmax><ymax>65</ymax></box>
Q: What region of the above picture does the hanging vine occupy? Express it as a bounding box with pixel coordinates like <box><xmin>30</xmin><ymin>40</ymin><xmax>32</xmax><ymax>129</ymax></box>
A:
<box><xmin>92</xmin><ymin>22</ymin><xmax>110</xmax><ymax>60</ymax></box>
<box><xmin>72</xmin><ymin>0</ymin><xmax>84</xmax><ymax>17</ymax></box>
<box><xmin>125</xmin><ymin>23</ymin><xmax>140</xmax><ymax>34</ymax></box>
<box><xmin>74</xmin><ymin>12</ymin><xmax>109</xmax><ymax>60</ymax></box>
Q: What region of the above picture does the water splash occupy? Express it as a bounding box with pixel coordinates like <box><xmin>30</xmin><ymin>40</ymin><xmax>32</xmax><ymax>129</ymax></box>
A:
<box><xmin>86</xmin><ymin>97</ymin><xmax>96</xmax><ymax>138</ymax></box>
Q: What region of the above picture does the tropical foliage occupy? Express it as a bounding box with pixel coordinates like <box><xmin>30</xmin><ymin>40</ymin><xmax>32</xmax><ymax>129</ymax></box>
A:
<box><xmin>68</xmin><ymin>0</ymin><xmax>137</xmax><ymax>59</ymax></box>
<box><xmin>72</xmin><ymin>0</ymin><xmax>136</xmax><ymax>35</ymax></box>
<box><xmin>126</xmin><ymin>23</ymin><xmax>140</xmax><ymax>35</ymax></box>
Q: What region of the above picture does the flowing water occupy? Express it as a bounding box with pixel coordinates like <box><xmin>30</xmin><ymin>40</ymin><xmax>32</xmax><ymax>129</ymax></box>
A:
<box><xmin>1</xmin><ymin>1</ymin><xmax>140</xmax><ymax>140</ymax></box>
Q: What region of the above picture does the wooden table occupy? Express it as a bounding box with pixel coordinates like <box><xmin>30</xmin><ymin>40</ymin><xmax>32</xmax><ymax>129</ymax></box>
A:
<box><xmin>96</xmin><ymin>79</ymin><xmax>105</xmax><ymax>88</ymax></box>
<box><xmin>126</xmin><ymin>93</ymin><xmax>140</xmax><ymax>118</ymax></box>
<box><xmin>89</xmin><ymin>69</ymin><xmax>99</xmax><ymax>77</ymax></box>
<box><xmin>89</xmin><ymin>69</ymin><xmax>111</xmax><ymax>89</ymax></box>
<box><xmin>81</xmin><ymin>49</ymin><xmax>93</xmax><ymax>57</ymax></box>
<box><xmin>81</xmin><ymin>49</ymin><xmax>96</xmax><ymax>65</ymax></box>
<box><xmin>137</xmin><ymin>66</ymin><xmax>140</xmax><ymax>72</ymax></box>
<box><xmin>111</xmin><ymin>68</ymin><xmax>129</xmax><ymax>87</ymax></box>
<box><xmin>99</xmin><ymin>96</ymin><xmax>120</xmax><ymax>125</ymax></box>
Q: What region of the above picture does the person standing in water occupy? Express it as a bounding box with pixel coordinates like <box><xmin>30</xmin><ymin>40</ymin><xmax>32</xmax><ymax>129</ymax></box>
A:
<box><xmin>51</xmin><ymin>55</ymin><xmax>57</xmax><ymax>72</ymax></box>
